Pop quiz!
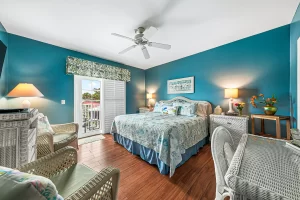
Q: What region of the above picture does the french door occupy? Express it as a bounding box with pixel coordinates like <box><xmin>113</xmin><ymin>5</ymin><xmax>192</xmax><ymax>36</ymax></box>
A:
<box><xmin>74</xmin><ymin>76</ymin><xmax>102</xmax><ymax>138</ymax></box>
<box><xmin>74</xmin><ymin>76</ymin><xmax>126</xmax><ymax>138</ymax></box>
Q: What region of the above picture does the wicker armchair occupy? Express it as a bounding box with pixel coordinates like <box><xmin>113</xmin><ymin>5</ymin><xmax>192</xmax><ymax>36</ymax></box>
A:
<box><xmin>18</xmin><ymin>147</ymin><xmax>120</xmax><ymax>200</ymax></box>
<box><xmin>211</xmin><ymin>126</ymin><xmax>235</xmax><ymax>200</ymax></box>
<box><xmin>36</xmin><ymin>113</ymin><xmax>79</xmax><ymax>158</ymax></box>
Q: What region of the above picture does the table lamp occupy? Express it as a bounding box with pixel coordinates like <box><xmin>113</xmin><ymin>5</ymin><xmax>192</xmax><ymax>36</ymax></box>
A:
<box><xmin>7</xmin><ymin>83</ymin><xmax>44</xmax><ymax>108</ymax></box>
<box><xmin>224</xmin><ymin>88</ymin><xmax>238</xmax><ymax>113</ymax></box>
<box><xmin>146</xmin><ymin>93</ymin><xmax>153</xmax><ymax>108</ymax></box>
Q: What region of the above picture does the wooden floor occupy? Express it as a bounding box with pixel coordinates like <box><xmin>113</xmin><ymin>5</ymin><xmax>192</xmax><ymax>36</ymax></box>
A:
<box><xmin>78</xmin><ymin>134</ymin><xmax>216</xmax><ymax>200</ymax></box>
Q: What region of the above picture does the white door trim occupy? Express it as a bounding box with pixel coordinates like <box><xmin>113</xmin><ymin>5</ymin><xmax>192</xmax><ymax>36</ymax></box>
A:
<box><xmin>74</xmin><ymin>75</ymin><xmax>103</xmax><ymax>138</ymax></box>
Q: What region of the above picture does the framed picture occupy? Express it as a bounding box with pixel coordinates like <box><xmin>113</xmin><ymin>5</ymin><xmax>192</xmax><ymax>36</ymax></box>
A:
<box><xmin>167</xmin><ymin>76</ymin><xmax>194</xmax><ymax>94</ymax></box>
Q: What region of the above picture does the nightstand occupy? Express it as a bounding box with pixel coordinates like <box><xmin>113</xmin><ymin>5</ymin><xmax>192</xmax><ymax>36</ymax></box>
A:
<box><xmin>139</xmin><ymin>107</ymin><xmax>151</xmax><ymax>113</ymax></box>
<box><xmin>210</xmin><ymin>114</ymin><xmax>249</xmax><ymax>147</ymax></box>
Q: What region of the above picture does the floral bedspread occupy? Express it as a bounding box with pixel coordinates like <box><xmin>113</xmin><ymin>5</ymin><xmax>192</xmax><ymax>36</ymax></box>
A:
<box><xmin>110</xmin><ymin>112</ymin><xmax>208</xmax><ymax>176</ymax></box>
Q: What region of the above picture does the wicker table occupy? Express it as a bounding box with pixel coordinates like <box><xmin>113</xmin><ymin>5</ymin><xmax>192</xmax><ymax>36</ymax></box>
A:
<box><xmin>251</xmin><ymin>114</ymin><xmax>291</xmax><ymax>139</ymax></box>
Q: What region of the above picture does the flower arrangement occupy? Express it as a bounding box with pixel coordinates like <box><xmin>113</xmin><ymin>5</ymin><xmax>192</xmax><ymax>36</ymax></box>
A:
<box><xmin>250</xmin><ymin>94</ymin><xmax>277</xmax><ymax>108</ymax></box>
<box><xmin>250</xmin><ymin>93</ymin><xmax>278</xmax><ymax>115</ymax></box>
<box><xmin>234</xmin><ymin>102</ymin><xmax>245</xmax><ymax>116</ymax></box>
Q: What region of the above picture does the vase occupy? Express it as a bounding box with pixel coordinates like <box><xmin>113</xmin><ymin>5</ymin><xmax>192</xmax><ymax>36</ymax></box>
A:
<box><xmin>238</xmin><ymin>110</ymin><xmax>243</xmax><ymax>116</ymax></box>
<box><xmin>263</xmin><ymin>106</ymin><xmax>277</xmax><ymax>115</ymax></box>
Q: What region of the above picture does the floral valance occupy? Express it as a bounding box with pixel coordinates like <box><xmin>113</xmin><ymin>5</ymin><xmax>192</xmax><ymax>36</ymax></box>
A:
<box><xmin>66</xmin><ymin>56</ymin><xmax>131</xmax><ymax>82</ymax></box>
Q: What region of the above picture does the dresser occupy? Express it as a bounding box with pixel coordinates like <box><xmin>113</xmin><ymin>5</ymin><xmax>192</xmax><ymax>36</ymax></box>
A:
<box><xmin>210</xmin><ymin>114</ymin><xmax>249</xmax><ymax>147</ymax></box>
<box><xmin>0</xmin><ymin>109</ymin><xmax>39</xmax><ymax>168</ymax></box>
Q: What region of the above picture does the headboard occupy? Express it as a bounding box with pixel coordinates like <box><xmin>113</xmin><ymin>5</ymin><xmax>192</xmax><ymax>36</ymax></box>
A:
<box><xmin>159</xmin><ymin>96</ymin><xmax>212</xmax><ymax>116</ymax></box>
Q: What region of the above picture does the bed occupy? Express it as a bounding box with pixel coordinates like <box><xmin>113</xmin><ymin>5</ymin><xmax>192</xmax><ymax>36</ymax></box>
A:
<box><xmin>110</xmin><ymin>96</ymin><xmax>212</xmax><ymax>177</ymax></box>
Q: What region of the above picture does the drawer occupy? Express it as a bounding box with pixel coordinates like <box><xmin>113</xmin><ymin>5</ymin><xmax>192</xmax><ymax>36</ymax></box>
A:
<box><xmin>212</xmin><ymin>117</ymin><xmax>247</xmax><ymax>132</ymax></box>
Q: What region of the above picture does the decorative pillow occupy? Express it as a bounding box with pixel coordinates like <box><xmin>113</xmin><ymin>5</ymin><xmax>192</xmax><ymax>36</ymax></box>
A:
<box><xmin>161</xmin><ymin>105</ymin><xmax>179</xmax><ymax>115</ymax></box>
<box><xmin>0</xmin><ymin>166</ymin><xmax>63</xmax><ymax>200</ymax></box>
<box><xmin>174</xmin><ymin>102</ymin><xmax>196</xmax><ymax>116</ymax></box>
<box><xmin>153</xmin><ymin>102</ymin><xmax>173</xmax><ymax>113</ymax></box>
<box><xmin>196</xmin><ymin>102</ymin><xmax>211</xmax><ymax>116</ymax></box>
<box><xmin>37</xmin><ymin>116</ymin><xmax>55</xmax><ymax>135</ymax></box>
<box><xmin>224</xmin><ymin>142</ymin><xmax>234</xmax><ymax>167</ymax></box>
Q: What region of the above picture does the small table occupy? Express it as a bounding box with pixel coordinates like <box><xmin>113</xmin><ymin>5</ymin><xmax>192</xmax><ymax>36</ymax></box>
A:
<box><xmin>251</xmin><ymin>114</ymin><xmax>291</xmax><ymax>139</ymax></box>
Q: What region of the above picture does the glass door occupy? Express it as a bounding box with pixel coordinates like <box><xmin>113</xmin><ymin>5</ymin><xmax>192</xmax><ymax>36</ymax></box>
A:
<box><xmin>74</xmin><ymin>76</ymin><xmax>102</xmax><ymax>138</ymax></box>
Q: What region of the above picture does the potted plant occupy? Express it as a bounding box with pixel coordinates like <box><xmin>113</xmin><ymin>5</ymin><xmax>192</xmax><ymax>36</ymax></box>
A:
<box><xmin>250</xmin><ymin>94</ymin><xmax>277</xmax><ymax>115</ymax></box>
<box><xmin>234</xmin><ymin>102</ymin><xmax>245</xmax><ymax>116</ymax></box>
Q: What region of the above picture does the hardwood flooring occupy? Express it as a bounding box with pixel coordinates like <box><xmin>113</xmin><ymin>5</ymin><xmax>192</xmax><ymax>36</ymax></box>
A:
<box><xmin>78</xmin><ymin>134</ymin><xmax>216</xmax><ymax>200</ymax></box>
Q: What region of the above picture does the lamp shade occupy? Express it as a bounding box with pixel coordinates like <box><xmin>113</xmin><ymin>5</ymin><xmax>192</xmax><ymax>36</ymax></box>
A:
<box><xmin>224</xmin><ymin>88</ymin><xmax>238</xmax><ymax>98</ymax></box>
<box><xmin>146</xmin><ymin>93</ymin><xmax>153</xmax><ymax>99</ymax></box>
<box><xmin>7</xmin><ymin>83</ymin><xmax>44</xmax><ymax>97</ymax></box>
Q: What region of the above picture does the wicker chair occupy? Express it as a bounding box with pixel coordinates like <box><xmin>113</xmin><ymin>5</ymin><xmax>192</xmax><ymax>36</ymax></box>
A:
<box><xmin>18</xmin><ymin>147</ymin><xmax>120</xmax><ymax>200</ymax></box>
<box><xmin>211</xmin><ymin>126</ymin><xmax>235</xmax><ymax>200</ymax></box>
<box><xmin>36</xmin><ymin>113</ymin><xmax>79</xmax><ymax>158</ymax></box>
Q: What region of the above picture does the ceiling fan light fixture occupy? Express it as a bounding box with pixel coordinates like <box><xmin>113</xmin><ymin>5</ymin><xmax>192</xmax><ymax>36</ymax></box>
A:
<box><xmin>111</xmin><ymin>26</ymin><xmax>171</xmax><ymax>59</ymax></box>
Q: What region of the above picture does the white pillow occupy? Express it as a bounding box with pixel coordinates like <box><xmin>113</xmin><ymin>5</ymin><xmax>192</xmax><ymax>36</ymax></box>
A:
<box><xmin>161</xmin><ymin>105</ymin><xmax>179</xmax><ymax>115</ymax></box>
<box><xmin>153</xmin><ymin>102</ymin><xmax>173</xmax><ymax>113</ymax></box>
<box><xmin>174</xmin><ymin>102</ymin><xmax>196</xmax><ymax>116</ymax></box>
<box><xmin>224</xmin><ymin>142</ymin><xmax>234</xmax><ymax>167</ymax></box>
<box><xmin>37</xmin><ymin>116</ymin><xmax>54</xmax><ymax>135</ymax></box>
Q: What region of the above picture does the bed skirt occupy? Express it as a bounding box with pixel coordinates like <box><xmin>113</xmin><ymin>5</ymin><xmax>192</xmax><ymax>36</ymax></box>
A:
<box><xmin>113</xmin><ymin>133</ymin><xmax>208</xmax><ymax>175</ymax></box>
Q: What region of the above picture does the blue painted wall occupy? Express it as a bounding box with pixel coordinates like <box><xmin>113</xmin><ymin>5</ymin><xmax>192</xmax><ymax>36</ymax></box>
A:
<box><xmin>7</xmin><ymin>34</ymin><xmax>145</xmax><ymax>124</ymax></box>
<box><xmin>146</xmin><ymin>25</ymin><xmax>291</xmax><ymax>136</ymax></box>
<box><xmin>0</xmin><ymin>22</ymin><xmax>8</xmax><ymax>103</ymax></box>
<box><xmin>290</xmin><ymin>4</ymin><xmax>300</xmax><ymax>128</ymax></box>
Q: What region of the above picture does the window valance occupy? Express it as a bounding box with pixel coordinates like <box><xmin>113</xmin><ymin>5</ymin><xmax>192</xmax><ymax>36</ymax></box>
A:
<box><xmin>66</xmin><ymin>56</ymin><xmax>131</xmax><ymax>82</ymax></box>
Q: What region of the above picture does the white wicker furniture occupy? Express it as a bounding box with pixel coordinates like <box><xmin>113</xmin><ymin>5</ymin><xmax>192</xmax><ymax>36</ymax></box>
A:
<box><xmin>211</xmin><ymin>126</ymin><xmax>236</xmax><ymax>200</ymax></box>
<box><xmin>0</xmin><ymin>109</ymin><xmax>39</xmax><ymax>168</ymax></box>
<box><xmin>210</xmin><ymin>114</ymin><xmax>249</xmax><ymax>148</ymax></box>
<box><xmin>212</xmin><ymin>126</ymin><xmax>300</xmax><ymax>200</ymax></box>
<box><xmin>18</xmin><ymin>147</ymin><xmax>120</xmax><ymax>200</ymax></box>
<box><xmin>36</xmin><ymin>113</ymin><xmax>79</xmax><ymax>158</ymax></box>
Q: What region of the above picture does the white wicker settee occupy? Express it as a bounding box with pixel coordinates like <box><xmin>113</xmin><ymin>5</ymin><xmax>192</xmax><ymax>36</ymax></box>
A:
<box><xmin>212</xmin><ymin>126</ymin><xmax>300</xmax><ymax>200</ymax></box>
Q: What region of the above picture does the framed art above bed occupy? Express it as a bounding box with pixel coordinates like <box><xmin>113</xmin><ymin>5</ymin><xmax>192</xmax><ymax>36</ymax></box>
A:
<box><xmin>167</xmin><ymin>76</ymin><xmax>194</xmax><ymax>94</ymax></box>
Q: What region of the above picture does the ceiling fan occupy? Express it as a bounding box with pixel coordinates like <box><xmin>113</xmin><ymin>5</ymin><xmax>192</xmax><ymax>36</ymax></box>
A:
<box><xmin>111</xmin><ymin>27</ymin><xmax>171</xmax><ymax>59</ymax></box>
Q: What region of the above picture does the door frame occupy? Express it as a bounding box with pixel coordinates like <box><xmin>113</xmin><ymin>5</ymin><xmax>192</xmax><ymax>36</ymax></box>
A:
<box><xmin>74</xmin><ymin>75</ymin><xmax>103</xmax><ymax>138</ymax></box>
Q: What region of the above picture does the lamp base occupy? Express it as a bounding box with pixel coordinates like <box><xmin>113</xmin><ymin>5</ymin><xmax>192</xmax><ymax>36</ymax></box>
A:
<box><xmin>22</xmin><ymin>99</ymin><xmax>31</xmax><ymax>108</ymax></box>
<box><xmin>227</xmin><ymin>98</ymin><xmax>234</xmax><ymax>113</ymax></box>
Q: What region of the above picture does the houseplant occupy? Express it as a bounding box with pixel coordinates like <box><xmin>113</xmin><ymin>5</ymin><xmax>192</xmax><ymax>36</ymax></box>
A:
<box><xmin>234</xmin><ymin>102</ymin><xmax>245</xmax><ymax>116</ymax></box>
<box><xmin>250</xmin><ymin>94</ymin><xmax>277</xmax><ymax>115</ymax></box>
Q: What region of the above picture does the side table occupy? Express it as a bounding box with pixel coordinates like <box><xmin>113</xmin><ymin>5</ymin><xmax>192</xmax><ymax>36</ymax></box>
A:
<box><xmin>251</xmin><ymin>114</ymin><xmax>291</xmax><ymax>139</ymax></box>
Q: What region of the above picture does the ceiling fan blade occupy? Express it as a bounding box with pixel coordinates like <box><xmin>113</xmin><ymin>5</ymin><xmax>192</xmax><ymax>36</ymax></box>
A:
<box><xmin>141</xmin><ymin>46</ymin><xmax>150</xmax><ymax>59</ymax></box>
<box><xmin>143</xmin><ymin>26</ymin><xmax>158</xmax><ymax>39</ymax></box>
<box><xmin>148</xmin><ymin>42</ymin><xmax>171</xmax><ymax>50</ymax></box>
<box><xmin>119</xmin><ymin>45</ymin><xmax>137</xmax><ymax>54</ymax></box>
<box><xmin>111</xmin><ymin>33</ymin><xmax>135</xmax><ymax>42</ymax></box>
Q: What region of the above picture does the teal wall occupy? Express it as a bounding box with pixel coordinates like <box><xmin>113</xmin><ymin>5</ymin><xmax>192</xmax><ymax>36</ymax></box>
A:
<box><xmin>0</xmin><ymin>22</ymin><xmax>8</xmax><ymax>102</ymax></box>
<box><xmin>146</xmin><ymin>25</ymin><xmax>291</xmax><ymax>136</ymax></box>
<box><xmin>290</xmin><ymin>4</ymin><xmax>300</xmax><ymax>127</ymax></box>
<box><xmin>7</xmin><ymin>34</ymin><xmax>145</xmax><ymax>124</ymax></box>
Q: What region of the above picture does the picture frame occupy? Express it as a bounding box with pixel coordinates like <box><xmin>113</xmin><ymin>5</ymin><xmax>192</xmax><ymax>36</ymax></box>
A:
<box><xmin>167</xmin><ymin>76</ymin><xmax>194</xmax><ymax>94</ymax></box>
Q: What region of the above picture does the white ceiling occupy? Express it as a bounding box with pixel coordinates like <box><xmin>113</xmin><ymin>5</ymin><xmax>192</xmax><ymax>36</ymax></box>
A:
<box><xmin>0</xmin><ymin>0</ymin><xmax>299</xmax><ymax>69</ymax></box>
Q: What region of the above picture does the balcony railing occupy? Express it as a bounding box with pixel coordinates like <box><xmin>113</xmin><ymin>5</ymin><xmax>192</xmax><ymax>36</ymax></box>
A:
<box><xmin>82</xmin><ymin>101</ymin><xmax>100</xmax><ymax>133</ymax></box>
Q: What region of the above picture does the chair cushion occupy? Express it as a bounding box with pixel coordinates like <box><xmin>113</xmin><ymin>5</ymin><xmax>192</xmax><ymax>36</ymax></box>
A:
<box><xmin>37</xmin><ymin>116</ymin><xmax>54</xmax><ymax>135</ymax></box>
<box><xmin>49</xmin><ymin>164</ymin><xmax>97</xmax><ymax>198</ymax></box>
<box><xmin>224</xmin><ymin>142</ymin><xmax>234</xmax><ymax>167</ymax></box>
<box><xmin>53</xmin><ymin>132</ymin><xmax>77</xmax><ymax>150</ymax></box>
<box><xmin>0</xmin><ymin>166</ymin><xmax>62</xmax><ymax>200</ymax></box>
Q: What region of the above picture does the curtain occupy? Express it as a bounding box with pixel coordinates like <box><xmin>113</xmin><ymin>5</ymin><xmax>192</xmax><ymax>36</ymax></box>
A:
<box><xmin>66</xmin><ymin>56</ymin><xmax>131</xmax><ymax>82</ymax></box>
